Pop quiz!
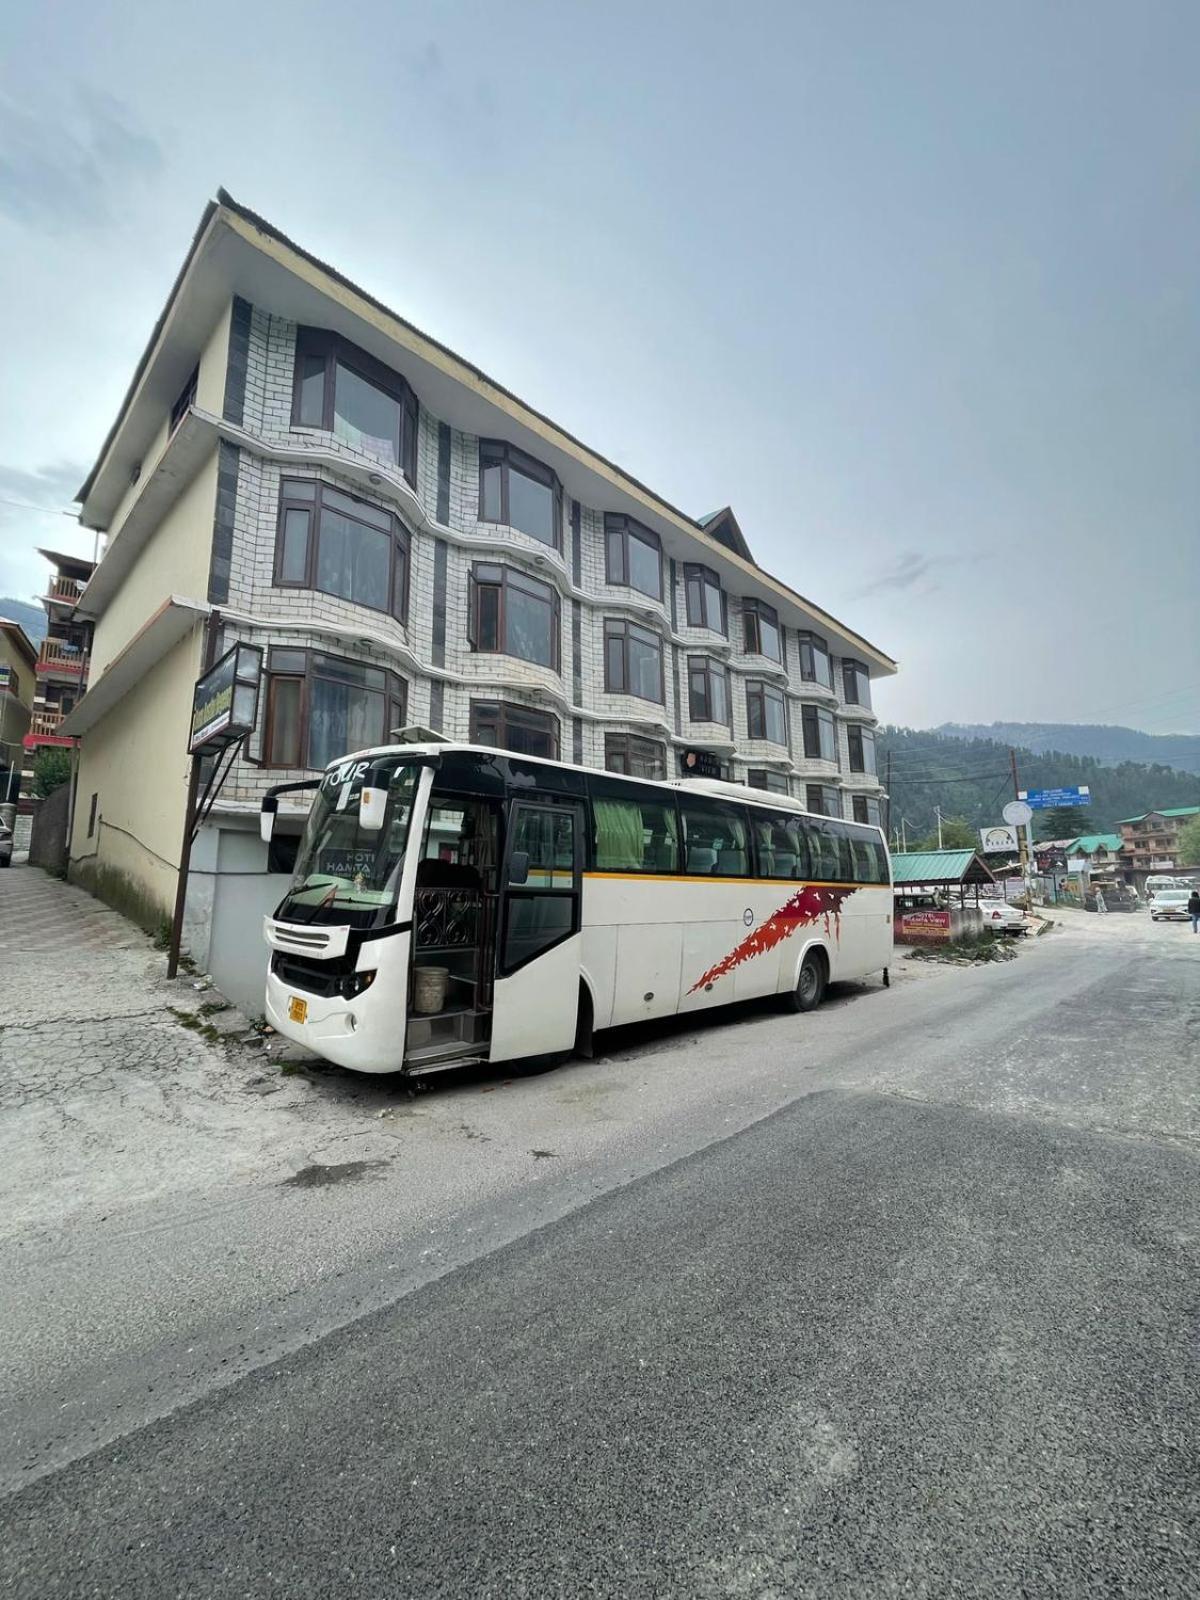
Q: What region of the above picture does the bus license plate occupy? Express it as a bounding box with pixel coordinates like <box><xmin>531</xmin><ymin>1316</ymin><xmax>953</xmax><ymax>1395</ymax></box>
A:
<box><xmin>288</xmin><ymin>996</ymin><xmax>308</xmax><ymax>1024</ymax></box>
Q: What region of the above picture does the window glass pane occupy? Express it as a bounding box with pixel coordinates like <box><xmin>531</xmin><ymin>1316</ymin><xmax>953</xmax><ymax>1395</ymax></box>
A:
<box><xmin>759</xmin><ymin>613</ymin><xmax>781</xmax><ymax>661</ymax></box>
<box><xmin>628</xmin><ymin>626</ymin><xmax>662</xmax><ymax>701</ymax></box>
<box><xmin>703</xmin><ymin>577</ymin><xmax>723</xmax><ymax>632</ymax></box>
<box><xmin>511</xmin><ymin>807</ymin><xmax>575</xmax><ymax>880</ymax></box>
<box><xmin>270</xmin><ymin>648</ymin><xmax>307</xmax><ymax>674</ymax></box>
<box><xmin>505</xmin><ymin>576</ymin><xmax>555</xmax><ymax>666</ymax></box>
<box><xmin>505</xmin><ymin>893</ymin><xmax>573</xmax><ymax>968</ymax></box>
<box><xmin>606</xmin><ymin>527</ymin><xmax>625</xmax><ymax>584</ymax></box>
<box><xmin>280</xmin><ymin>508</ymin><xmax>310</xmax><ymax>583</ymax></box>
<box><xmin>765</xmin><ymin>689</ymin><xmax>786</xmax><ymax>745</ymax></box>
<box><xmin>807</xmin><ymin>820</ymin><xmax>842</xmax><ymax>879</ymax></box>
<box><xmin>323</xmin><ymin>486</ymin><xmax>391</xmax><ymax>529</ymax></box>
<box><xmin>392</xmin><ymin>543</ymin><xmax>407</xmax><ymax>618</ymax></box>
<box><xmin>333</xmin><ymin>363</ymin><xmax>400</xmax><ymax>465</ymax></box>
<box><xmin>481</xmin><ymin>462</ymin><xmax>503</xmax><ymax>522</ymax></box>
<box><xmin>710</xmin><ymin>665</ymin><xmax>729</xmax><ymax>725</ymax></box>
<box><xmin>682</xmin><ymin>802</ymin><xmax>749</xmax><ymax>876</ymax></box>
<box><xmin>266</xmin><ymin>678</ymin><xmax>302</xmax><ymax>765</ymax></box>
<box><xmin>297</xmin><ymin>354</ymin><xmax>325</xmax><ymax>426</ymax></box>
<box><xmin>282</xmin><ymin>479</ymin><xmax>317</xmax><ymax>502</ymax></box>
<box><xmin>753</xmin><ymin>815</ymin><xmax>807</xmax><ymax>876</ymax></box>
<box><xmin>317</xmin><ymin>508</ymin><xmax>391</xmax><ymax>610</ymax></box>
<box><xmin>594</xmin><ymin>796</ymin><xmax>678</xmax><ymax>872</ymax></box>
<box><xmin>688</xmin><ymin>663</ymin><xmax>708</xmax><ymax>720</ymax></box>
<box><xmin>860</xmin><ymin>730</ymin><xmax>876</xmax><ymax>775</ymax></box>
<box><xmin>507</xmin><ymin>466</ymin><xmax>556</xmax><ymax>545</ymax></box>
<box><xmin>477</xmin><ymin>582</ymin><xmax>501</xmax><ymax>651</ymax></box>
<box><xmin>606</xmin><ymin>632</ymin><xmax>625</xmax><ymax>692</ymax></box>
<box><xmin>800</xmin><ymin>635</ymin><xmax>832</xmax><ymax>689</ymax></box>
<box><xmin>311</xmin><ymin>655</ymin><xmax>383</xmax><ymax>688</ymax></box>
<box><xmin>309</xmin><ymin>677</ymin><xmax>383</xmax><ymax>769</ymax></box>
<box><xmin>627</xmin><ymin>532</ymin><xmax>661</xmax><ymax>598</ymax></box>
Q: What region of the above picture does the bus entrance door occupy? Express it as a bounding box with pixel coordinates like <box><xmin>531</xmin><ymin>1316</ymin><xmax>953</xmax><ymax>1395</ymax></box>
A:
<box><xmin>489</xmin><ymin>799</ymin><xmax>584</xmax><ymax>1062</ymax></box>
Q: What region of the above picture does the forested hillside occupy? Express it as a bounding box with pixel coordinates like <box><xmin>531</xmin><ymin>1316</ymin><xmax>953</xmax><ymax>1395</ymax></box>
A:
<box><xmin>936</xmin><ymin>721</ymin><xmax>1200</xmax><ymax>774</ymax></box>
<box><xmin>878</xmin><ymin>727</ymin><xmax>1200</xmax><ymax>840</ymax></box>
<box><xmin>0</xmin><ymin>599</ymin><xmax>46</xmax><ymax>643</ymax></box>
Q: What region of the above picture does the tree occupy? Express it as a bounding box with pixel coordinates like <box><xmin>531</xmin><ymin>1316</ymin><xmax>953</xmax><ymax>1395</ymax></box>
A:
<box><xmin>1177</xmin><ymin>816</ymin><xmax>1200</xmax><ymax>867</ymax></box>
<box><xmin>32</xmin><ymin>748</ymin><xmax>72</xmax><ymax>799</ymax></box>
<box><xmin>916</xmin><ymin>815</ymin><xmax>977</xmax><ymax>851</ymax></box>
<box><xmin>1038</xmin><ymin>805</ymin><xmax>1088</xmax><ymax>841</ymax></box>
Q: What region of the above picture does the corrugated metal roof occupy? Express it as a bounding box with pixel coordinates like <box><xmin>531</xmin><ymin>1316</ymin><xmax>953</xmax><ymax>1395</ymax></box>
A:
<box><xmin>1116</xmin><ymin>807</ymin><xmax>1200</xmax><ymax>823</ymax></box>
<box><xmin>891</xmin><ymin>849</ymin><xmax>995</xmax><ymax>885</ymax></box>
<box><xmin>1064</xmin><ymin>833</ymin><xmax>1122</xmax><ymax>855</ymax></box>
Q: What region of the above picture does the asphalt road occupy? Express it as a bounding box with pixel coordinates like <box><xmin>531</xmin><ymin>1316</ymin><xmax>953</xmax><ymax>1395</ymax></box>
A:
<box><xmin>3</xmin><ymin>912</ymin><xmax>1198</xmax><ymax>1597</ymax></box>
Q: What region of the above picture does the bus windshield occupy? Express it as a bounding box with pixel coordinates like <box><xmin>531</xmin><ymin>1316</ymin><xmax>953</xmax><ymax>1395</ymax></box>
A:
<box><xmin>279</xmin><ymin>755</ymin><xmax>420</xmax><ymax>929</ymax></box>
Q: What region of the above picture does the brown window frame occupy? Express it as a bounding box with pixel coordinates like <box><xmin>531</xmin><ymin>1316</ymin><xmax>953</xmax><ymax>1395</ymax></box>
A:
<box><xmin>273</xmin><ymin>478</ymin><xmax>409</xmax><ymax>623</ymax></box>
<box><xmin>292</xmin><ymin>327</ymin><xmax>419</xmax><ymax>486</ymax></box>
<box><xmin>478</xmin><ymin>440</ymin><xmax>563</xmax><ymax>551</ymax></box>
<box><xmin>742</xmin><ymin>598</ymin><xmax>782</xmax><ymax>661</ymax></box>
<box><xmin>852</xmin><ymin>794</ymin><xmax>882</xmax><ymax>827</ymax></box>
<box><xmin>847</xmin><ymin>725</ymin><xmax>876</xmax><ymax>775</ymax></box>
<box><xmin>469</xmin><ymin>700</ymin><xmax>560</xmax><ymax>759</ymax></box>
<box><xmin>467</xmin><ymin>563</ymin><xmax>561</xmax><ymax>672</ymax></box>
<box><xmin>801</xmin><ymin>704</ymin><xmax>837</xmax><ymax>763</ymax></box>
<box><xmin>604</xmin><ymin>513</ymin><xmax>663</xmax><ymax>600</ymax></box>
<box><xmin>169</xmin><ymin>365</ymin><xmax>198</xmax><ymax>437</ymax></box>
<box><xmin>797</xmin><ymin>630</ymin><xmax>832</xmax><ymax>689</ymax></box>
<box><xmin>806</xmin><ymin>784</ymin><xmax>842</xmax><ymax>819</ymax></box>
<box><xmin>687</xmin><ymin>655</ymin><xmax>731</xmax><ymax>727</ymax></box>
<box><xmin>603</xmin><ymin>618</ymin><xmax>665</xmax><ymax>703</ymax></box>
<box><xmin>683</xmin><ymin>563</ymin><xmax>727</xmax><ymax>633</ymax></box>
<box><xmin>258</xmin><ymin>647</ymin><xmax>408</xmax><ymax>772</ymax></box>
<box><xmin>746</xmin><ymin>769</ymin><xmax>789</xmax><ymax>795</ymax></box>
<box><xmin>604</xmin><ymin>732</ymin><xmax>667</xmax><ymax>780</ymax></box>
<box><xmin>842</xmin><ymin>658</ymin><xmax>871</xmax><ymax>707</ymax></box>
<box><xmin>745</xmin><ymin>679</ymin><xmax>787</xmax><ymax>745</ymax></box>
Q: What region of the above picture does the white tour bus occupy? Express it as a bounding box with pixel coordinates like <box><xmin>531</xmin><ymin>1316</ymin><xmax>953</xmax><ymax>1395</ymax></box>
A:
<box><xmin>259</xmin><ymin>740</ymin><xmax>893</xmax><ymax>1075</ymax></box>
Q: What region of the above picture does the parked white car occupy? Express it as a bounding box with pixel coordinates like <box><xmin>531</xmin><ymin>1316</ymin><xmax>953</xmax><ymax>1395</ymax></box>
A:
<box><xmin>1150</xmin><ymin>890</ymin><xmax>1191</xmax><ymax>922</ymax></box>
<box><xmin>979</xmin><ymin>898</ymin><xmax>1028</xmax><ymax>935</ymax></box>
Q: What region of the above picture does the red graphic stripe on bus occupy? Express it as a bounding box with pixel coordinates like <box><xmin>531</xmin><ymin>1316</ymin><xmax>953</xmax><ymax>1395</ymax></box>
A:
<box><xmin>687</xmin><ymin>885</ymin><xmax>853</xmax><ymax>994</ymax></box>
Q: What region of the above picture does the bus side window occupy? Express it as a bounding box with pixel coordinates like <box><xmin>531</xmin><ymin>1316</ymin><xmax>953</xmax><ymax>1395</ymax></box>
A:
<box><xmin>807</xmin><ymin>819</ymin><xmax>842</xmax><ymax>882</ymax></box>
<box><xmin>593</xmin><ymin>795</ymin><xmax>678</xmax><ymax>873</ymax></box>
<box><xmin>511</xmin><ymin>806</ymin><xmax>574</xmax><ymax>885</ymax></box>
<box><xmin>756</xmin><ymin>814</ymin><xmax>808</xmax><ymax>879</ymax></box>
<box><xmin>681</xmin><ymin>801</ymin><xmax>749</xmax><ymax>876</ymax></box>
<box><xmin>850</xmin><ymin>838</ymin><xmax>876</xmax><ymax>883</ymax></box>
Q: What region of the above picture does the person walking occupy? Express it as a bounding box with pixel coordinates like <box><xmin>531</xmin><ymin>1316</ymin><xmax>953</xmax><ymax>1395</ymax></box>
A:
<box><xmin>1188</xmin><ymin>887</ymin><xmax>1200</xmax><ymax>934</ymax></box>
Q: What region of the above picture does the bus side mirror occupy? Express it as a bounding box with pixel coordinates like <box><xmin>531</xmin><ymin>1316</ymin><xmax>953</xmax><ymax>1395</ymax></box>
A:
<box><xmin>508</xmin><ymin>850</ymin><xmax>530</xmax><ymax>886</ymax></box>
<box><xmin>359</xmin><ymin>786</ymin><xmax>387</xmax><ymax>833</ymax></box>
<box><xmin>260</xmin><ymin>804</ymin><xmax>276</xmax><ymax>844</ymax></box>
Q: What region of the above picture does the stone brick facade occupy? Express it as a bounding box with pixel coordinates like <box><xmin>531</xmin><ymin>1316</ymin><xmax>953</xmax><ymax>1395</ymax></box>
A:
<box><xmin>209</xmin><ymin>308</ymin><xmax>885</xmax><ymax>820</ymax></box>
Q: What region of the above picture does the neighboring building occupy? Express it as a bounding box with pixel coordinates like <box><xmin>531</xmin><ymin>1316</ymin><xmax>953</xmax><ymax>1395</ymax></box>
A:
<box><xmin>1063</xmin><ymin>833</ymin><xmax>1124</xmax><ymax>875</ymax></box>
<box><xmin>0</xmin><ymin>618</ymin><xmax>37</xmax><ymax>812</ymax></box>
<box><xmin>1117</xmin><ymin>808</ymin><xmax>1200</xmax><ymax>876</ymax></box>
<box><xmin>61</xmin><ymin>191</ymin><xmax>895</xmax><ymax>1005</ymax></box>
<box><xmin>19</xmin><ymin>549</ymin><xmax>96</xmax><ymax>802</ymax></box>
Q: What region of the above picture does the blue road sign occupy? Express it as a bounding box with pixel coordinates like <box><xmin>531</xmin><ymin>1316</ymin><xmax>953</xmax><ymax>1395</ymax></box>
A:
<box><xmin>1018</xmin><ymin>786</ymin><xmax>1092</xmax><ymax>810</ymax></box>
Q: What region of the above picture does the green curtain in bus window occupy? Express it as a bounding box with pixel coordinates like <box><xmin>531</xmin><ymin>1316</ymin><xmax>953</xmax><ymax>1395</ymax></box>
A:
<box><xmin>594</xmin><ymin>798</ymin><xmax>645</xmax><ymax>871</ymax></box>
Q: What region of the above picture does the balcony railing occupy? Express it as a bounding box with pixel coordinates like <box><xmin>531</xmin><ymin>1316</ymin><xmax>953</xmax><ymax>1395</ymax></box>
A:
<box><xmin>28</xmin><ymin>709</ymin><xmax>68</xmax><ymax>737</ymax></box>
<box><xmin>37</xmin><ymin>639</ymin><xmax>87</xmax><ymax>674</ymax></box>
<box><xmin>45</xmin><ymin>576</ymin><xmax>84</xmax><ymax>606</ymax></box>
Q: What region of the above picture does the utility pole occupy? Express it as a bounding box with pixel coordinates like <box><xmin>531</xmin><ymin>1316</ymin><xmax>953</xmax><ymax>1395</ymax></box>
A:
<box><xmin>935</xmin><ymin>806</ymin><xmax>944</xmax><ymax>850</ymax></box>
<box><xmin>166</xmin><ymin>610</ymin><xmax>223</xmax><ymax>980</ymax></box>
<box><xmin>1010</xmin><ymin>746</ymin><xmax>1034</xmax><ymax>904</ymax></box>
<box><xmin>884</xmin><ymin>748</ymin><xmax>892</xmax><ymax>843</ymax></box>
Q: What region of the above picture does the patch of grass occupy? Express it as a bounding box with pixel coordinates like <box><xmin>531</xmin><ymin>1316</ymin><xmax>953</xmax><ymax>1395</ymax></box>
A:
<box><xmin>166</xmin><ymin>1006</ymin><xmax>224</xmax><ymax>1045</ymax></box>
<box><xmin>197</xmin><ymin>999</ymin><xmax>232</xmax><ymax>1017</ymax></box>
<box><xmin>279</xmin><ymin>1061</ymin><xmax>304</xmax><ymax>1076</ymax></box>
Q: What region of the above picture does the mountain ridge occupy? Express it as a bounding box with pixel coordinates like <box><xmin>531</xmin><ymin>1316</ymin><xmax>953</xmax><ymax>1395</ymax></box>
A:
<box><xmin>935</xmin><ymin>721</ymin><xmax>1199</xmax><ymax>774</ymax></box>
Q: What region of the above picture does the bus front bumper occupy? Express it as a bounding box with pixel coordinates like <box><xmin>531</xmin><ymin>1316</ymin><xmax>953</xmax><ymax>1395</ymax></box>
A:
<box><xmin>265</xmin><ymin>963</ymin><xmax>406</xmax><ymax>1074</ymax></box>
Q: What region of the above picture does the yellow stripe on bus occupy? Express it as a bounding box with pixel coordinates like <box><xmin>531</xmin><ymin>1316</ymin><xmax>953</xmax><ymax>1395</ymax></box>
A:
<box><xmin>582</xmin><ymin>872</ymin><xmax>891</xmax><ymax>888</ymax></box>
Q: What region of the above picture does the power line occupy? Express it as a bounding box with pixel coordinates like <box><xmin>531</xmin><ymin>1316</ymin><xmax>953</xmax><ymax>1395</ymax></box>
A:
<box><xmin>0</xmin><ymin>495</ymin><xmax>77</xmax><ymax>517</ymax></box>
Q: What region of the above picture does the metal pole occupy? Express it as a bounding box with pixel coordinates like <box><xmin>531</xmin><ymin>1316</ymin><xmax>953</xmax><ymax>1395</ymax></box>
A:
<box><xmin>166</xmin><ymin>611</ymin><xmax>221</xmax><ymax>981</ymax></box>
<box><xmin>936</xmin><ymin>806</ymin><xmax>944</xmax><ymax>850</ymax></box>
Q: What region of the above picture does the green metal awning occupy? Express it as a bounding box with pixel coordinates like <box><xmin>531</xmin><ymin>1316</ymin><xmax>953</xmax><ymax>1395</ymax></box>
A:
<box><xmin>891</xmin><ymin>849</ymin><xmax>996</xmax><ymax>887</ymax></box>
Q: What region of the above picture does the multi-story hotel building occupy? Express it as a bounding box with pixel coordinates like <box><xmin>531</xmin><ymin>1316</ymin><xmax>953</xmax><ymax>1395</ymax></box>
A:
<box><xmin>62</xmin><ymin>192</ymin><xmax>895</xmax><ymax>1004</ymax></box>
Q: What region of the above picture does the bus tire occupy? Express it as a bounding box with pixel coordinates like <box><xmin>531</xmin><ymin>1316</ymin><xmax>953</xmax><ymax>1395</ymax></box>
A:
<box><xmin>574</xmin><ymin>984</ymin><xmax>595</xmax><ymax>1059</ymax></box>
<box><xmin>788</xmin><ymin>949</ymin><xmax>827</xmax><ymax>1014</ymax></box>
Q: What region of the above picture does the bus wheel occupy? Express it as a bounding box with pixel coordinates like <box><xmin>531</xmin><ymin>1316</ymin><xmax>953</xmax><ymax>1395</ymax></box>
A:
<box><xmin>574</xmin><ymin>984</ymin><xmax>595</xmax><ymax>1059</ymax></box>
<box><xmin>788</xmin><ymin>950</ymin><xmax>827</xmax><ymax>1014</ymax></box>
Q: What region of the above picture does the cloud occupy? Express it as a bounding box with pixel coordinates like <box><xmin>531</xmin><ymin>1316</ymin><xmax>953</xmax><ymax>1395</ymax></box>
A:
<box><xmin>0</xmin><ymin>84</ymin><xmax>163</xmax><ymax>232</ymax></box>
<box><xmin>0</xmin><ymin>461</ymin><xmax>90</xmax><ymax>596</ymax></box>
<box><xmin>849</xmin><ymin>550</ymin><xmax>935</xmax><ymax>599</ymax></box>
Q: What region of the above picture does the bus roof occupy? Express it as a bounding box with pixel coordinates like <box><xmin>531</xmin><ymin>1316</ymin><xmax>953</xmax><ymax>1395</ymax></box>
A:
<box><xmin>328</xmin><ymin>740</ymin><xmax>885</xmax><ymax>835</ymax></box>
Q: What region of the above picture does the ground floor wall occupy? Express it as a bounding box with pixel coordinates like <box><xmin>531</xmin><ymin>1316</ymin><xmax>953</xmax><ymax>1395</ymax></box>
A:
<box><xmin>184</xmin><ymin>818</ymin><xmax>290</xmax><ymax>1016</ymax></box>
<box><xmin>68</xmin><ymin>628</ymin><xmax>204</xmax><ymax>937</ymax></box>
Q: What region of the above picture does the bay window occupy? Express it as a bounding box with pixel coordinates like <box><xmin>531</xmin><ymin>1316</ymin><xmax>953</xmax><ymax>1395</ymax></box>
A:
<box><xmin>801</xmin><ymin>705</ymin><xmax>837</xmax><ymax>763</ymax></box>
<box><xmin>293</xmin><ymin>328</ymin><xmax>418</xmax><ymax>483</ymax></box>
<box><xmin>806</xmin><ymin>784</ymin><xmax>842</xmax><ymax>818</ymax></box>
<box><xmin>261</xmin><ymin>649</ymin><xmax>407</xmax><ymax>770</ymax></box>
<box><xmin>842</xmin><ymin>659</ymin><xmax>871</xmax><ymax>707</ymax></box>
<box><xmin>469</xmin><ymin>564</ymin><xmax>560</xmax><ymax>670</ymax></box>
<box><xmin>852</xmin><ymin>795</ymin><xmax>883</xmax><ymax>827</ymax></box>
<box><xmin>743</xmin><ymin>598</ymin><xmax>781</xmax><ymax>661</ymax></box>
<box><xmin>470</xmin><ymin>701</ymin><xmax>558</xmax><ymax>759</ymax></box>
<box><xmin>747</xmin><ymin>769</ymin><xmax>789</xmax><ymax>795</ymax></box>
<box><xmin>746</xmin><ymin>680</ymin><xmax>787</xmax><ymax>744</ymax></box>
<box><xmin>604</xmin><ymin>514</ymin><xmax>662</xmax><ymax>600</ymax></box>
<box><xmin>688</xmin><ymin>656</ymin><xmax>731</xmax><ymax>726</ymax></box>
<box><xmin>604</xmin><ymin>618</ymin><xmax>664</xmax><ymax>702</ymax></box>
<box><xmin>797</xmin><ymin>630</ymin><xmax>832</xmax><ymax>689</ymax></box>
<box><xmin>274</xmin><ymin>479</ymin><xmax>408</xmax><ymax>620</ymax></box>
<box><xmin>848</xmin><ymin>726</ymin><xmax>876</xmax><ymax>775</ymax></box>
<box><xmin>683</xmin><ymin>564</ymin><xmax>726</xmax><ymax>633</ymax></box>
<box><xmin>605</xmin><ymin>733</ymin><xmax>667</xmax><ymax>780</ymax></box>
<box><xmin>479</xmin><ymin>441</ymin><xmax>562</xmax><ymax>549</ymax></box>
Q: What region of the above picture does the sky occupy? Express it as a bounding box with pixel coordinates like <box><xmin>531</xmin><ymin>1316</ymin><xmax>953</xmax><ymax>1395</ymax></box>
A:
<box><xmin>1</xmin><ymin>0</ymin><xmax>1197</xmax><ymax>734</ymax></box>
